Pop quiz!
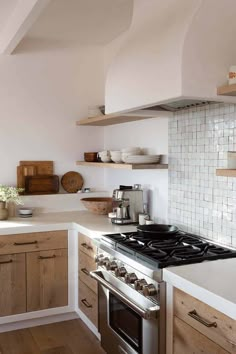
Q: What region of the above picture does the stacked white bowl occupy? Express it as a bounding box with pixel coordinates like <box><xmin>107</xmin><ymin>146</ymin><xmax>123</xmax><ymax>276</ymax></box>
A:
<box><xmin>110</xmin><ymin>150</ymin><xmax>122</xmax><ymax>163</ymax></box>
<box><xmin>98</xmin><ymin>150</ymin><xmax>112</xmax><ymax>162</ymax></box>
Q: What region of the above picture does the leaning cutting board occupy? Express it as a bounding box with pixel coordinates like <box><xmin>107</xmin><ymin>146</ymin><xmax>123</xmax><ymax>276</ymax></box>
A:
<box><xmin>24</xmin><ymin>175</ymin><xmax>59</xmax><ymax>195</ymax></box>
<box><xmin>20</xmin><ymin>161</ymin><xmax>53</xmax><ymax>175</ymax></box>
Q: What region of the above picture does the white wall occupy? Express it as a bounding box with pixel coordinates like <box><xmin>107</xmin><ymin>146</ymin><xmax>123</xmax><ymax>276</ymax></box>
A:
<box><xmin>103</xmin><ymin>118</ymin><xmax>168</xmax><ymax>223</ymax></box>
<box><xmin>0</xmin><ymin>38</ymin><xmax>105</xmax><ymax>190</ymax></box>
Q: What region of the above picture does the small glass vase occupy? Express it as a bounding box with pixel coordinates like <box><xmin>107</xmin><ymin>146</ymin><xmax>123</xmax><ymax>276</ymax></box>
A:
<box><xmin>0</xmin><ymin>201</ymin><xmax>8</xmax><ymax>220</ymax></box>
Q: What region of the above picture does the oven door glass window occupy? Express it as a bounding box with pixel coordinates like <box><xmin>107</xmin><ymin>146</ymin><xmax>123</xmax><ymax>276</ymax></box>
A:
<box><xmin>109</xmin><ymin>293</ymin><xmax>142</xmax><ymax>353</ymax></box>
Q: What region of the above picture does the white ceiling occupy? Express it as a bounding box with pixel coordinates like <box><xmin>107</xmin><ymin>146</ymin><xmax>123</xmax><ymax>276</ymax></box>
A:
<box><xmin>26</xmin><ymin>0</ymin><xmax>133</xmax><ymax>45</ymax></box>
<box><xmin>0</xmin><ymin>0</ymin><xmax>18</xmax><ymax>33</ymax></box>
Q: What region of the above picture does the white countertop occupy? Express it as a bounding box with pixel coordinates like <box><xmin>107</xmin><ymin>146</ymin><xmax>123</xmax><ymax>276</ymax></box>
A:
<box><xmin>1</xmin><ymin>211</ymin><xmax>236</xmax><ymax>319</ymax></box>
<box><xmin>163</xmin><ymin>259</ymin><xmax>236</xmax><ymax>320</ymax></box>
<box><xmin>0</xmin><ymin>210</ymin><xmax>137</xmax><ymax>237</ymax></box>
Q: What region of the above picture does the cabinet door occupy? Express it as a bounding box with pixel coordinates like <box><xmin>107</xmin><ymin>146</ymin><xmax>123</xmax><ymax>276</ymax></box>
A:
<box><xmin>0</xmin><ymin>253</ymin><xmax>26</xmax><ymax>316</ymax></box>
<box><xmin>27</xmin><ymin>249</ymin><xmax>68</xmax><ymax>312</ymax></box>
<box><xmin>173</xmin><ymin>317</ymin><xmax>230</xmax><ymax>354</ymax></box>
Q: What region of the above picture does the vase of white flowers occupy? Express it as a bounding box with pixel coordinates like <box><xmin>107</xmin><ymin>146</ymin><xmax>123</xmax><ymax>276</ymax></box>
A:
<box><xmin>0</xmin><ymin>185</ymin><xmax>24</xmax><ymax>220</ymax></box>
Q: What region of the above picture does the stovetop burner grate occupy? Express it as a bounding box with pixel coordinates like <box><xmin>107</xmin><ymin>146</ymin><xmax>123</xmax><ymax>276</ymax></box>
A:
<box><xmin>101</xmin><ymin>230</ymin><xmax>236</xmax><ymax>268</ymax></box>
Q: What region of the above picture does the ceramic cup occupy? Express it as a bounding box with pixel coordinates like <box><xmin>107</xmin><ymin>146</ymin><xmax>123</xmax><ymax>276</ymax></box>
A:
<box><xmin>139</xmin><ymin>213</ymin><xmax>149</xmax><ymax>225</ymax></box>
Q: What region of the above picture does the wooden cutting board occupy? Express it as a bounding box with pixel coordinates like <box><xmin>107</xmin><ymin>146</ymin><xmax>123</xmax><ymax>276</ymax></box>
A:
<box><xmin>17</xmin><ymin>165</ymin><xmax>36</xmax><ymax>189</ymax></box>
<box><xmin>20</xmin><ymin>161</ymin><xmax>53</xmax><ymax>175</ymax></box>
<box><xmin>24</xmin><ymin>175</ymin><xmax>59</xmax><ymax>195</ymax></box>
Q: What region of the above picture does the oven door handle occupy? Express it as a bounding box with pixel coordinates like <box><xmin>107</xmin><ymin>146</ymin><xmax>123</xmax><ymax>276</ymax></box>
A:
<box><xmin>90</xmin><ymin>270</ymin><xmax>159</xmax><ymax>320</ymax></box>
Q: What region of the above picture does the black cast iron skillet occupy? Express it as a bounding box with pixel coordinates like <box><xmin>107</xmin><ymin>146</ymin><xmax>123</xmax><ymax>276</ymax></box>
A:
<box><xmin>137</xmin><ymin>224</ymin><xmax>179</xmax><ymax>235</ymax></box>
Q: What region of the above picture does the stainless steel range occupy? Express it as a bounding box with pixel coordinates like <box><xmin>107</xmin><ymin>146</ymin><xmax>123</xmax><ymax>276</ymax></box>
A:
<box><xmin>91</xmin><ymin>229</ymin><xmax>236</xmax><ymax>354</ymax></box>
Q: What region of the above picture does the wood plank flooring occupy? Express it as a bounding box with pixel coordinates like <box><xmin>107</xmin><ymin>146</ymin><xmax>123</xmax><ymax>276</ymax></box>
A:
<box><xmin>0</xmin><ymin>320</ymin><xmax>105</xmax><ymax>354</ymax></box>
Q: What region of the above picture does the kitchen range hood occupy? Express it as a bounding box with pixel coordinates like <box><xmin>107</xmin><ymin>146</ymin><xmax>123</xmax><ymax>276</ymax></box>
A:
<box><xmin>105</xmin><ymin>0</ymin><xmax>236</xmax><ymax>114</ymax></box>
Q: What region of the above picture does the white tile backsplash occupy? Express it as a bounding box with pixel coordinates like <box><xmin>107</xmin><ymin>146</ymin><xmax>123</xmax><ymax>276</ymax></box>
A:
<box><xmin>169</xmin><ymin>103</ymin><xmax>236</xmax><ymax>246</ymax></box>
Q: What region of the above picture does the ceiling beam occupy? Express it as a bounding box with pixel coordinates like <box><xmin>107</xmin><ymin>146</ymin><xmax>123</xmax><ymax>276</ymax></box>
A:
<box><xmin>0</xmin><ymin>0</ymin><xmax>51</xmax><ymax>55</ymax></box>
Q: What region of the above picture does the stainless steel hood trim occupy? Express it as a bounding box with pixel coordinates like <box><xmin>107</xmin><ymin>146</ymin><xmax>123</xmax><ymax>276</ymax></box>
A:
<box><xmin>90</xmin><ymin>270</ymin><xmax>159</xmax><ymax>320</ymax></box>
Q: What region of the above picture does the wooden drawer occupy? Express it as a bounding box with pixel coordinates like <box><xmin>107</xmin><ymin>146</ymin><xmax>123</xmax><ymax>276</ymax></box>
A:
<box><xmin>174</xmin><ymin>288</ymin><xmax>236</xmax><ymax>353</ymax></box>
<box><xmin>79</xmin><ymin>280</ymin><xmax>98</xmax><ymax>328</ymax></box>
<box><xmin>79</xmin><ymin>251</ymin><xmax>97</xmax><ymax>293</ymax></box>
<box><xmin>79</xmin><ymin>233</ymin><xmax>97</xmax><ymax>258</ymax></box>
<box><xmin>173</xmin><ymin>316</ymin><xmax>230</xmax><ymax>354</ymax></box>
<box><xmin>0</xmin><ymin>231</ymin><xmax>68</xmax><ymax>255</ymax></box>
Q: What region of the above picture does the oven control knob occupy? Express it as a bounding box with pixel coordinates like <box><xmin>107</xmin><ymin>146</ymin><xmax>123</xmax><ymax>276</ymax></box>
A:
<box><xmin>98</xmin><ymin>257</ymin><xmax>109</xmax><ymax>266</ymax></box>
<box><xmin>115</xmin><ymin>266</ymin><xmax>127</xmax><ymax>277</ymax></box>
<box><xmin>143</xmin><ymin>284</ymin><xmax>157</xmax><ymax>296</ymax></box>
<box><xmin>124</xmin><ymin>272</ymin><xmax>138</xmax><ymax>284</ymax></box>
<box><xmin>105</xmin><ymin>260</ymin><xmax>118</xmax><ymax>271</ymax></box>
<box><xmin>94</xmin><ymin>254</ymin><xmax>104</xmax><ymax>263</ymax></box>
<box><xmin>134</xmin><ymin>278</ymin><xmax>148</xmax><ymax>291</ymax></box>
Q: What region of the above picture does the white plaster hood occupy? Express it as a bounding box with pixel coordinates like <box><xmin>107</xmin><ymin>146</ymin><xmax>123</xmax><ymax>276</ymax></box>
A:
<box><xmin>105</xmin><ymin>0</ymin><xmax>236</xmax><ymax>114</ymax></box>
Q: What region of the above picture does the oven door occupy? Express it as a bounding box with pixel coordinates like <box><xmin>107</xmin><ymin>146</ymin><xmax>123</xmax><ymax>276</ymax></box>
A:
<box><xmin>90</xmin><ymin>270</ymin><xmax>160</xmax><ymax>354</ymax></box>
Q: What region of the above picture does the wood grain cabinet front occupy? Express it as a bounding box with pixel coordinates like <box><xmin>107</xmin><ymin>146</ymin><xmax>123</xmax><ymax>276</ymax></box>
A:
<box><xmin>0</xmin><ymin>253</ymin><xmax>26</xmax><ymax>316</ymax></box>
<box><xmin>27</xmin><ymin>249</ymin><xmax>68</xmax><ymax>312</ymax></box>
<box><xmin>173</xmin><ymin>316</ymin><xmax>230</xmax><ymax>354</ymax></box>
<box><xmin>0</xmin><ymin>231</ymin><xmax>68</xmax><ymax>316</ymax></box>
<box><xmin>79</xmin><ymin>250</ymin><xmax>97</xmax><ymax>294</ymax></box>
<box><xmin>78</xmin><ymin>233</ymin><xmax>98</xmax><ymax>328</ymax></box>
<box><xmin>174</xmin><ymin>288</ymin><xmax>236</xmax><ymax>354</ymax></box>
<box><xmin>79</xmin><ymin>281</ymin><xmax>98</xmax><ymax>328</ymax></box>
<box><xmin>79</xmin><ymin>233</ymin><xmax>97</xmax><ymax>258</ymax></box>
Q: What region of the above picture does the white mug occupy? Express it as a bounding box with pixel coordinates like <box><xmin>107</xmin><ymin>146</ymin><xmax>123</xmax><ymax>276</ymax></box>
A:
<box><xmin>139</xmin><ymin>213</ymin><xmax>149</xmax><ymax>225</ymax></box>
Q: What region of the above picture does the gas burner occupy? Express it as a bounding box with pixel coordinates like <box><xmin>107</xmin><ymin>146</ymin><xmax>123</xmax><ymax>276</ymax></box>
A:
<box><xmin>100</xmin><ymin>229</ymin><xmax>236</xmax><ymax>268</ymax></box>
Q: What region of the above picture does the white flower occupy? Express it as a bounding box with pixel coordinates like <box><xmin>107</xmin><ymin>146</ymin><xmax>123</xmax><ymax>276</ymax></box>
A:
<box><xmin>0</xmin><ymin>185</ymin><xmax>24</xmax><ymax>205</ymax></box>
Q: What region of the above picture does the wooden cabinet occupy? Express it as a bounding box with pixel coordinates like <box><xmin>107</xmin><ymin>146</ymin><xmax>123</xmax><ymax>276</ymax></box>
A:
<box><xmin>79</xmin><ymin>280</ymin><xmax>98</xmax><ymax>327</ymax></box>
<box><xmin>0</xmin><ymin>253</ymin><xmax>26</xmax><ymax>316</ymax></box>
<box><xmin>173</xmin><ymin>288</ymin><xmax>236</xmax><ymax>354</ymax></box>
<box><xmin>173</xmin><ymin>316</ymin><xmax>229</xmax><ymax>354</ymax></box>
<box><xmin>27</xmin><ymin>249</ymin><xmax>68</xmax><ymax>312</ymax></box>
<box><xmin>0</xmin><ymin>231</ymin><xmax>68</xmax><ymax>317</ymax></box>
<box><xmin>78</xmin><ymin>233</ymin><xmax>98</xmax><ymax>327</ymax></box>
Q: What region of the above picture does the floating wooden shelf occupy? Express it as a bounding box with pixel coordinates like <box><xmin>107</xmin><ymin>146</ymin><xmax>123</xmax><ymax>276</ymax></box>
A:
<box><xmin>76</xmin><ymin>161</ymin><xmax>168</xmax><ymax>170</ymax></box>
<box><xmin>76</xmin><ymin>109</ymin><xmax>171</xmax><ymax>126</ymax></box>
<box><xmin>217</xmin><ymin>84</ymin><xmax>236</xmax><ymax>96</ymax></box>
<box><xmin>216</xmin><ymin>169</ymin><xmax>236</xmax><ymax>177</ymax></box>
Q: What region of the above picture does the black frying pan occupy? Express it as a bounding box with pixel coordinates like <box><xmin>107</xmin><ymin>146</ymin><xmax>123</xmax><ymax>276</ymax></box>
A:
<box><xmin>137</xmin><ymin>224</ymin><xmax>179</xmax><ymax>235</ymax></box>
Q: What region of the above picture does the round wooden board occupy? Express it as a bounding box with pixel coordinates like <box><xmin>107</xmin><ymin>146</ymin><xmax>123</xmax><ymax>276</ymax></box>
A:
<box><xmin>61</xmin><ymin>171</ymin><xmax>84</xmax><ymax>193</ymax></box>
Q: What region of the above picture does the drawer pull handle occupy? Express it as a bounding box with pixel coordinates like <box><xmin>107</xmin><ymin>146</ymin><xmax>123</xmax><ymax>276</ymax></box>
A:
<box><xmin>81</xmin><ymin>298</ymin><xmax>92</xmax><ymax>308</ymax></box>
<box><xmin>81</xmin><ymin>268</ymin><xmax>90</xmax><ymax>276</ymax></box>
<box><xmin>0</xmin><ymin>259</ymin><xmax>12</xmax><ymax>265</ymax></box>
<box><xmin>188</xmin><ymin>309</ymin><xmax>217</xmax><ymax>328</ymax></box>
<box><xmin>38</xmin><ymin>255</ymin><xmax>56</xmax><ymax>260</ymax></box>
<box><xmin>14</xmin><ymin>240</ymin><xmax>38</xmax><ymax>246</ymax></box>
<box><xmin>81</xmin><ymin>242</ymin><xmax>93</xmax><ymax>251</ymax></box>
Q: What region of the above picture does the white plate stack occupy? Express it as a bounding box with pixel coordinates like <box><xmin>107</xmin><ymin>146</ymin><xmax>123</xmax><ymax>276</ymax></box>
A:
<box><xmin>123</xmin><ymin>155</ymin><xmax>161</xmax><ymax>164</ymax></box>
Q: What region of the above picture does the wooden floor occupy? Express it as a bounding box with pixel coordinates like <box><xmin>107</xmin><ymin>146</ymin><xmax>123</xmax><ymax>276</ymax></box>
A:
<box><xmin>0</xmin><ymin>319</ymin><xmax>105</xmax><ymax>354</ymax></box>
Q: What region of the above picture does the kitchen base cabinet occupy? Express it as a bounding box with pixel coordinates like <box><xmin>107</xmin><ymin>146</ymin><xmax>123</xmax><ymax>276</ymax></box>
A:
<box><xmin>78</xmin><ymin>233</ymin><xmax>98</xmax><ymax>328</ymax></box>
<box><xmin>173</xmin><ymin>316</ymin><xmax>230</xmax><ymax>354</ymax></box>
<box><xmin>0</xmin><ymin>253</ymin><xmax>26</xmax><ymax>316</ymax></box>
<box><xmin>27</xmin><ymin>249</ymin><xmax>68</xmax><ymax>312</ymax></box>
<box><xmin>79</xmin><ymin>280</ymin><xmax>98</xmax><ymax>328</ymax></box>
<box><xmin>174</xmin><ymin>288</ymin><xmax>236</xmax><ymax>353</ymax></box>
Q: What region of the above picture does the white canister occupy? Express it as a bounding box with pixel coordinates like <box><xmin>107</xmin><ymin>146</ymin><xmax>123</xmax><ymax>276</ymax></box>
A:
<box><xmin>139</xmin><ymin>213</ymin><xmax>149</xmax><ymax>225</ymax></box>
<box><xmin>228</xmin><ymin>66</ymin><xmax>236</xmax><ymax>85</ymax></box>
